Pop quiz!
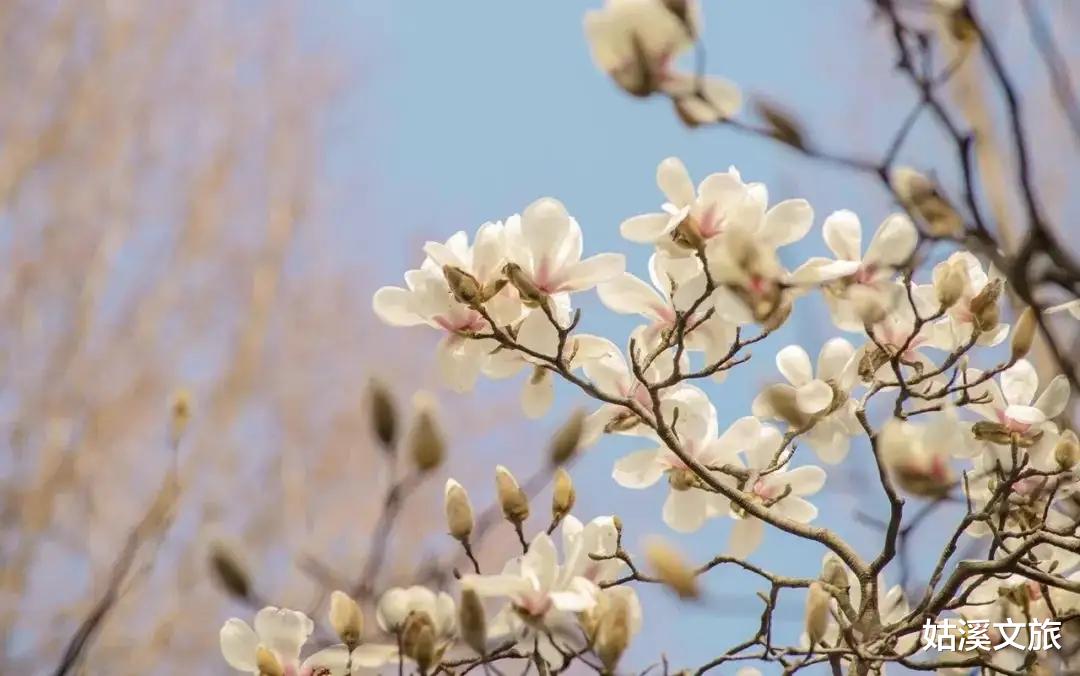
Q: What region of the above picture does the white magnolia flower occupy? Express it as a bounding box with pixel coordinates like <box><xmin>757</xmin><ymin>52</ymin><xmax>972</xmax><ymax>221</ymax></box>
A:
<box><xmin>620</xmin><ymin>158</ymin><xmax>812</xmax><ymax>255</ymax></box>
<box><xmin>613</xmin><ymin>399</ymin><xmax>760</xmax><ymax>532</ymax></box>
<box><xmin>597</xmin><ymin>252</ymin><xmax>735</xmax><ymax>376</ymax></box>
<box><xmin>505</xmin><ymin>197</ymin><xmax>624</xmax><ymax>297</ymax></box>
<box><xmin>220</xmin><ymin>606</ymin><xmax>318</xmax><ymax>675</ymax></box>
<box><xmin>724</xmin><ymin>425</ymin><xmax>827</xmax><ymax>557</ymax></box>
<box><xmin>967</xmin><ymin>359</ymin><xmax>1069</xmax><ymax>438</ymax></box>
<box><xmin>583</xmin><ymin>0</ymin><xmax>740</xmax><ymax>119</ymax></box>
<box><xmin>463</xmin><ymin>531</ymin><xmax>600</xmax><ymax>664</ymax></box>
<box><xmin>860</xmin><ymin>282</ymin><xmax>940</xmax><ymax>379</ymax></box>
<box><xmin>790</xmin><ymin>210</ymin><xmax>918</xmax><ymax>332</ymax></box>
<box><xmin>927</xmin><ymin>252</ymin><xmax>1009</xmax><ymax>350</ymax></box>
<box><xmin>752</xmin><ymin>340</ymin><xmax>860</xmax><ymax>463</ymax></box>
<box><xmin>560</xmin><ymin>514</ymin><xmax>625</xmax><ymax>584</ymax></box>
<box><xmin>878</xmin><ymin>410</ymin><xmax>974</xmax><ymax>499</ymax></box>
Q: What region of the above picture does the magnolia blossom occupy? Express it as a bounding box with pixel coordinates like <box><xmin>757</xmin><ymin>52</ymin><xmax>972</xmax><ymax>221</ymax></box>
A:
<box><xmin>613</xmin><ymin>403</ymin><xmax>760</xmax><ymax>532</ymax></box>
<box><xmin>878</xmin><ymin>410</ymin><xmax>975</xmax><ymax>499</ymax></box>
<box><xmin>927</xmin><ymin>252</ymin><xmax>1008</xmax><ymax>350</ymax></box>
<box><xmin>583</xmin><ymin>0</ymin><xmax>740</xmax><ymax>120</ymax></box>
<box><xmin>752</xmin><ymin>340</ymin><xmax>860</xmax><ymax>463</ymax></box>
<box><xmin>790</xmin><ymin>210</ymin><xmax>918</xmax><ymax>332</ymax></box>
<box><xmin>967</xmin><ymin>360</ymin><xmax>1069</xmax><ymax>446</ymax></box>
<box><xmin>463</xmin><ymin>530</ymin><xmax>601</xmax><ymax>664</ymax></box>
<box><xmin>220</xmin><ymin>607</ymin><xmax>321</xmax><ymax>676</ymax></box>
<box><xmin>560</xmin><ymin>514</ymin><xmax>625</xmax><ymax>584</ymax></box>
<box><xmin>858</xmin><ymin>282</ymin><xmax>940</xmax><ymax>381</ymax></box>
<box><xmin>724</xmin><ymin>425</ymin><xmax>827</xmax><ymax>558</ymax></box>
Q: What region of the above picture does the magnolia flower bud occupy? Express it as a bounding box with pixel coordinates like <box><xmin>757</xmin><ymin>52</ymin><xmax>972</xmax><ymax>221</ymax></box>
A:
<box><xmin>256</xmin><ymin>646</ymin><xmax>284</xmax><ymax>676</ymax></box>
<box><xmin>671</xmin><ymin>213</ymin><xmax>706</xmax><ymax>250</ymax></box>
<box><xmin>645</xmin><ymin>539</ymin><xmax>698</xmax><ymax>600</ymax></box>
<box><xmin>503</xmin><ymin>262</ymin><xmax>548</xmax><ymax>308</ymax></box>
<box><xmin>934</xmin><ymin>261</ymin><xmax>966</xmax><ymax>309</ymax></box>
<box><xmin>891</xmin><ymin>166</ymin><xmax>964</xmax><ymax>238</ymax></box>
<box><xmin>549</xmin><ymin>409</ymin><xmax>586</xmax><ymax>465</ymax></box>
<box><xmin>329</xmin><ymin>590</ymin><xmax>363</xmax><ymax>649</ymax></box>
<box><xmin>458</xmin><ymin>587</ymin><xmax>487</xmax><ymax>655</ymax></box>
<box><xmin>209</xmin><ymin>541</ymin><xmax>250</xmax><ymax>600</ymax></box>
<box><xmin>1055</xmin><ymin>430</ymin><xmax>1079</xmax><ymax>471</ymax></box>
<box><xmin>1010</xmin><ymin>308</ymin><xmax>1037</xmax><ymax>361</ymax></box>
<box><xmin>495</xmin><ymin>465</ymin><xmax>530</xmax><ymax>525</ymax></box>
<box><xmin>401</xmin><ymin>612</ymin><xmax>437</xmax><ymax>672</ymax></box>
<box><xmin>551</xmin><ymin>467</ymin><xmax>576</xmax><ymax>524</ymax></box>
<box><xmin>595</xmin><ymin>595</ymin><xmax>631</xmax><ymax>671</ymax></box>
<box><xmin>407</xmin><ymin>394</ymin><xmax>445</xmax><ymax>474</ymax></box>
<box><xmin>821</xmin><ymin>556</ymin><xmax>849</xmax><ymax>592</ymax></box>
<box><xmin>759</xmin><ymin>384</ymin><xmax>811</xmax><ymax>429</ymax></box>
<box><xmin>368</xmin><ymin>379</ymin><xmax>398</xmax><ymax>452</ymax></box>
<box><xmin>880</xmin><ymin>420</ymin><xmax>955</xmax><ymax>498</ymax></box>
<box><xmin>969</xmin><ymin>279</ymin><xmax>1003</xmax><ymax>333</ymax></box>
<box><xmin>443</xmin><ymin>265</ymin><xmax>483</xmax><ymax>306</ymax></box>
<box><xmin>444</xmin><ymin>478</ymin><xmax>474</xmax><ymax>542</ymax></box>
<box><xmin>169</xmin><ymin>388</ymin><xmax>193</xmax><ymax>446</ymax></box>
<box><xmin>804</xmin><ymin>582</ymin><xmax>831</xmax><ymax>647</ymax></box>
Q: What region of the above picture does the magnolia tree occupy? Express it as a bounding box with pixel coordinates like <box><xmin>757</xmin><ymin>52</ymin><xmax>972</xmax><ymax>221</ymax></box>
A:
<box><xmin>219</xmin><ymin>1</ymin><xmax>1080</xmax><ymax>675</ymax></box>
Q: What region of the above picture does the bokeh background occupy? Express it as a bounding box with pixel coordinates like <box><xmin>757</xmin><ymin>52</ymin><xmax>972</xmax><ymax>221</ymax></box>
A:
<box><xmin>3</xmin><ymin>1</ymin><xmax>1078</xmax><ymax>673</ymax></box>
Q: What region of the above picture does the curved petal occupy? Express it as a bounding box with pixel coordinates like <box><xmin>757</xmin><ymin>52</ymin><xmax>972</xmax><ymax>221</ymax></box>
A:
<box><xmin>620</xmin><ymin>212</ymin><xmax>673</xmax><ymax>243</ymax></box>
<box><xmin>817</xmin><ymin>338</ymin><xmax>855</xmax><ymax>382</ymax></box>
<box><xmin>780</xmin><ymin>465</ymin><xmax>827</xmax><ymax>496</ymax></box>
<box><xmin>612</xmin><ymin>449</ymin><xmax>665</xmax><ymax>488</ymax></box>
<box><xmin>714</xmin><ymin>416</ymin><xmax>762</xmax><ymax>455</ymax></box>
<box><xmin>776</xmin><ymin>345</ymin><xmax>813</xmax><ymax>386</ymax></box>
<box><xmin>561</xmin><ymin>253</ymin><xmax>626</xmax><ymax>292</ymax></box>
<box><xmin>372</xmin><ymin>286</ymin><xmax>425</xmax><ymax>326</ymax></box>
<box><xmin>727</xmin><ymin>516</ymin><xmax>764</xmax><ymax>558</ymax></box>
<box><xmin>1005</xmin><ymin>404</ymin><xmax>1046</xmax><ymax>426</ymax></box>
<box><xmin>796</xmin><ymin>380</ymin><xmax>834</xmax><ymax>414</ymax></box>
<box><xmin>774</xmin><ymin>496</ymin><xmax>818</xmax><ymax>523</ymax></box>
<box><xmin>663</xmin><ymin>489</ymin><xmax>709</xmax><ymax>533</ymax></box>
<box><xmin>351</xmin><ymin>643</ymin><xmax>401</xmax><ymax>668</ymax></box>
<box><xmin>437</xmin><ymin>336</ymin><xmax>484</xmax><ymax>393</ymax></box>
<box><xmin>597</xmin><ymin>273</ymin><xmax>666</xmax><ymax>319</ymax></box>
<box><xmin>762</xmin><ymin>199</ymin><xmax>813</xmax><ymax>246</ymax></box>
<box><xmin>788</xmin><ymin>258</ymin><xmax>861</xmax><ymax>285</ymax></box>
<box><xmin>462</xmin><ymin>573</ymin><xmax>531</xmax><ymax>599</ymax></box>
<box><xmin>822</xmin><ymin>210</ymin><xmax>862</xmax><ymax>261</ymax></box>
<box><xmin>220</xmin><ymin>619</ymin><xmax>258</xmax><ymax>672</ymax></box>
<box><xmin>521</xmin><ymin>198</ymin><xmax>572</xmax><ymax>267</ymax></box>
<box><xmin>302</xmin><ymin>644</ymin><xmax>352</xmax><ymax>676</ymax></box>
<box><xmin>253</xmin><ymin>607</ymin><xmax>313</xmax><ymax>665</ymax></box>
<box><xmin>657</xmin><ymin>157</ymin><xmax>695</xmax><ymax>207</ymax></box>
<box><xmin>863</xmin><ymin>213</ymin><xmax>917</xmax><ymax>268</ymax></box>
<box><xmin>521</xmin><ymin>372</ymin><xmax>554</xmax><ymax>419</ymax></box>
<box><xmin>1001</xmin><ymin>360</ymin><xmax>1039</xmax><ymax>406</ymax></box>
<box><xmin>1034</xmin><ymin>375</ymin><xmax>1070</xmax><ymax>418</ymax></box>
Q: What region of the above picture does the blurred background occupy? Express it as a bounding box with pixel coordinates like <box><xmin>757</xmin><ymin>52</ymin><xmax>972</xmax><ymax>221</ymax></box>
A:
<box><xmin>2</xmin><ymin>1</ymin><xmax>1078</xmax><ymax>673</ymax></box>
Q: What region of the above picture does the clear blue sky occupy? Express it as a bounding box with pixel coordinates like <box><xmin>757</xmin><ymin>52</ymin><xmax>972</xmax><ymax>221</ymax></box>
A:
<box><xmin>303</xmin><ymin>1</ymin><xmax>1019</xmax><ymax>669</ymax></box>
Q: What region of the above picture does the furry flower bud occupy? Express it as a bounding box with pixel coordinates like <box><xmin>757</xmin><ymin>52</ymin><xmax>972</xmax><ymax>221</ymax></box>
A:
<box><xmin>969</xmin><ymin>279</ymin><xmax>1003</xmax><ymax>333</ymax></box>
<box><xmin>495</xmin><ymin>465</ymin><xmax>530</xmax><ymax>525</ymax></box>
<box><xmin>891</xmin><ymin>167</ymin><xmax>964</xmax><ymax>238</ymax></box>
<box><xmin>551</xmin><ymin>467</ymin><xmax>576</xmax><ymax>524</ymax></box>
<box><xmin>256</xmin><ymin>646</ymin><xmax>284</xmax><ymax>676</ymax></box>
<box><xmin>503</xmin><ymin>262</ymin><xmax>548</xmax><ymax>308</ymax></box>
<box><xmin>401</xmin><ymin>612</ymin><xmax>437</xmax><ymax>672</ymax></box>
<box><xmin>1010</xmin><ymin>307</ymin><xmax>1037</xmax><ymax>362</ymax></box>
<box><xmin>1055</xmin><ymin>430</ymin><xmax>1079</xmax><ymax>471</ymax></box>
<box><xmin>368</xmin><ymin>378</ymin><xmax>398</xmax><ymax>452</ymax></box>
<box><xmin>804</xmin><ymin>582</ymin><xmax>831</xmax><ymax>647</ymax></box>
<box><xmin>821</xmin><ymin>556</ymin><xmax>849</xmax><ymax>592</ymax></box>
<box><xmin>407</xmin><ymin>394</ymin><xmax>445</xmax><ymax>473</ymax></box>
<box><xmin>549</xmin><ymin>409</ymin><xmax>586</xmax><ymax>465</ymax></box>
<box><xmin>595</xmin><ymin>594</ymin><xmax>631</xmax><ymax>671</ymax></box>
<box><xmin>329</xmin><ymin>590</ymin><xmax>363</xmax><ymax>649</ymax></box>
<box><xmin>645</xmin><ymin>539</ymin><xmax>698</xmax><ymax>600</ymax></box>
<box><xmin>444</xmin><ymin>478</ymin><xmax>474</xmax><ymax>542</ymax></box>
<box><xmin>458</xmin><ymin>587</ymin><xmax>487</xmax><ymax>655</ymax></box>
<box><xmin>443</xmin><ymin>265</ymin><xmax>483</xmax><ymax>306</ymax></box>
<box><xmin>934</xmin><ymin>260</ymin><xmax>966</xmax><ymax>310</ymax></box>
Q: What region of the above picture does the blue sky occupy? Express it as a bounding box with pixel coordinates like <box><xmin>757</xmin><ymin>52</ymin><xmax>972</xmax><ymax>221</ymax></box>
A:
<box><xmin>303</xmin><ymin>1</ymin><xmax>1012</xmax><ymax>670</ymax></box>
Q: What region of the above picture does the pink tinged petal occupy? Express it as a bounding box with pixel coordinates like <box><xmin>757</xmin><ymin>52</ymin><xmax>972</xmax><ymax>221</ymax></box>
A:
<box><xmin>462</xmin><ymin>574</ymin><xmax>532</xmax><ymax>598</ymax></box>
<box><xmin>597</xmin><ymin>273</ymin><xmax>667</xmax><ymax>319</ymax></box>
<box><xmin>776</xmin><ymin>345</ymin><xmax>813</xmax><ymax>386</ymax></box>
<box><xmin>657</xmin><ymin>157</ymin><xmax>695</xmax><ymax>207</ymax></box>
<box><xmin>612</xmin><ymin>449</ymin><xmax>665</xmax><ymax>488</ymax></box>
<box><xmin>351</xmin><ymin>644</ymin><xmax>401</xmax><ymax>668</ymax></box>
<box><xmin>560</xmin><ymin>253</ymin><xmax>625</xmax><ymax>292</ymax></box>
<box><xmin>620</xmin><ymin>212</ymin><xmax>673</xmax><ymax>243</ymax></box>
<box><xmin>817</xmin><ymin>338</ymin><xmax>855</xmax><ymax>382</ymax></box>
<box><xmin>1034</xmin><ymin>375</ymin><xmax>1070</xmax><ymax>418</ymax></box>
<box><xmin>787</xmin><ymin>258</ymin><xmax>862</xmax><ymax>285</ymax></box>
<box><xmin>220</xmin><ymin>619</ymin><xmax>259</xmax><ymax>672</ymax></box>
<box><xmin>1005</xmin><ymin>404</ymin><xmax>1046</xmax><ymax>426</ymax></box>
<box><xmin>762</xmin><ymin>199</ymin><xmax>813</xmax><ymax>246</ymax></box>
<box><xmin>663</xmin><ymin>489</ymin><xmax>709</xmax><ymax>533</ymax></box>
<box><xmin>423</xmin><ymin>236</ymin><xmax>467</xmax><ymax>270</ymax></box>
<box><xmin>863</xmin><ymin>214</ymin><xmax>917</xmax><ymax>268</ymax></box>
<box><xmin>301</xmin><ymin>645</ymin><xmax>352</xmax><ymax>676</ymax></box>
<box><xmin>521</xmin><ymin>373</ymin><xmax>554</xmax><ymax>419</ymax></box>
<box><xmin>1001</xmin><ymin>360</ymin><xmax>1039</xmax><ymax>406</ymax></box>
<box><xmin>780</xmin><ymin>465</ymin><xmax>827</xmax><ymax>496</ymax></box>
<box><xmin>253</xmin><ymin>607</ymin><xmax>313</xmax><ymax>666</ymax></box>
<box><xmin>822</xmin><ymin>210</ymin><xmax>862</xmax><ymax>261</ymax></box>
<box><xmin>372</xmin><ymin>287</ymin><xmax>425</xmax><ymax>326</ymax></box>
<box><xmin>727</xmin><ymin>516</ymin><xmax>764</xmax><ymax>558</ymax></box>
<box><xmin>796</xmin><ymin>380</ymin><xmax>834</xmax><ymax>414</ymax></box>
<box><xmin>522</xmin><ymin>197</ymin><xmax>572</xmax><ymax>266</ymax></box>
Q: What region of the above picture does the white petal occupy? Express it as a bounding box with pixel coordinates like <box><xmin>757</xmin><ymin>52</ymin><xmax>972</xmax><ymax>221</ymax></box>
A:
<box><xmin>597</xmin><ymin>273</ymin><xmax>666</xmax><ymax>319</ymax></box>
<box><xmin>220</xmin><ymin>619</ymin><xmax>258</xmax><ymax>672</ymax></box>
<box><xmin>714</xmin><ymin>416</ymin><xmax>762</xmax><ymax>455</ymax></box>
<box><xmin>253</xmin><ymin>607</ymin><xmax>313</xmax><ymax>665</ymax></box>
<box><xmin>762</xmin><ymin>199</ymin><xmax>813</xmax><ymax>246</ymax></box>
<box><xmin>781</xmin><ymin>465</ymin><xmax>827</xmax><ymax>495</ymax></box>
<box><xmin>1005</xmin><ymin>404</ymin><xmax>1046</xmax><ymax>425</ymax></box>
<box><xmin>372</xmin><ymin>286</ymin><xmax>425</xmax><ymax>326</ymax></box>
<box><xmin>521</xmin><ymin>198</ymin><xmax>572</xmax><ymax>267</ymax></box>
<box><xmin>796</xmin><ymin>380</ymin><xmax>834</xmax><ymax>414</ymax></box>
<box><xmin>437</xmin><ymin>336</ymin><xmax>483</xmax><ymax>393</ymax></box>
<box><xmin>774</xmin><ymin>496</ymin><xmax>818</xmax><ymax>522</ymax></box>
<box><xmin>301</xmin><ymin>645</ymin><xmax>352</xmax><ymax>676</ymax></box>
<box><xmin>612</xmin><ymin>449</ymin><xmax>665</xmax><ymax>488</ymax></box>
<box><xmin>1034</xmin><ymin>375</ymin><xmax>1070</xmax><ymax>418</ymax></box>
<box><xmin>776</xmin><ymin>345</ymin><xmax>813</xmax><ymax>386</ymax></box>
<box><xmin>1001</xmin><ymin>360</ymin><xmax>1039</xmax><ymax>406</ymax></box>
<box><xmin>620</xmin><ymin>212</ymin><xmax>673</xmax><ymax>243</ymax></box>
<box><xmin>657</xmin><ymin>157</ymin><xmax>695</xmax><ymax>207</ymax></box>
<box><xmin>816</xmin><ymin>338</ymin><xmax>855</xmax><ymax>382</ymax></box>
<box><xmin>462</xmin><ymin>573</ymin><xmax>531</xmax><ymax>598</ymax></box>
<box><xmin>351</xmin><ymin>643</ymin><xmax>401</xmax><ymax>668</ymax></box>
<box><xmin>663</xmin><ymin>489</ymin><xmax>709</xmax><ymax>533</ymax></box>
<box><xmin>822</xmin><ymin>210</ymin><xmax>862</xmax><ymax>261</ymax></box>
<box><xmin>787</xmin><ymin>258</ymin><xmax>861</xmax><ymax>285</ymax></box>
<box><xmin>561</xmin><ymin>253</ymin><xmax>626</xmax><ymax>292</ymax></box>
<box><xmin>521</xmin><ymin>372</ymin><xmax>554</xmax><ymax>419</ymax></box>
<box><xmin>727</xmin><ymin>517</ymin><xmax>764</xmax><ymax>558</ymax></box>
<box><xmin>863</xmin><ymin>213</ymin><xmax>918</xmax><ymax>268</ymax></box>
